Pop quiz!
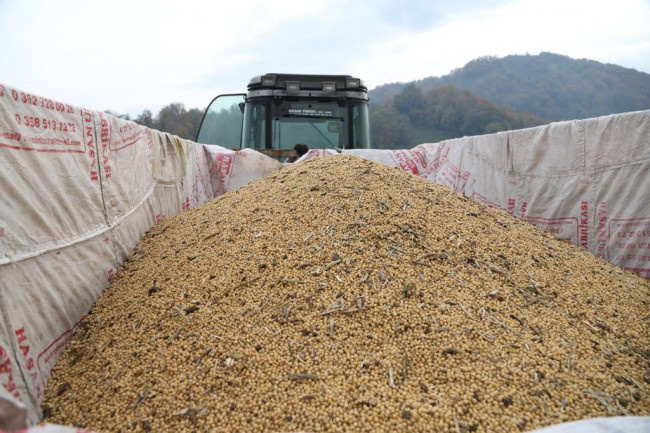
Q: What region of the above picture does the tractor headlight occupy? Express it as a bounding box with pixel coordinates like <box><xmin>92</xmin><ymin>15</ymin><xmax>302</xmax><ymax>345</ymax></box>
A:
<box><xmin>286</xmin><ymin>81</ymin><xmax>300</xmax><ymax>91</ymax></box>
<box><xmin>345</xmin><ymin>77</ymin><xmax>361</xmax><ymax>88</ymax></box>
<box><xmin>261</xmin><ymin>75</ymin><xmax>276</xmax><ymax>86</ymax></box>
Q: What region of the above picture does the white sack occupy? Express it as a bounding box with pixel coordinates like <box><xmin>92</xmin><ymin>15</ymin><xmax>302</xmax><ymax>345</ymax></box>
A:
<box><xmin>0</xmin><ymin>85</ymin><xmax>209</xmax><ymax>427</ymax></box>
<box><xmin>0</xmin><ymin>84</ymin><xmax>283</xmax><ymax>427</ymax></box>
<box><xmin>202</xmin><ymin>145</ymin><xmax>282</xmax><ymax>195</ymax></box>
<box><xmin>5</xmin><ymin>424</ymin><xmax>95</xmax><ymax>433</ymax></box>
<box><xmin>530</xmin><ymin>416</ymin><xmax>650</xmax><ymax>433</ymax></box>
<box><xmin>0</xmin><ymin>86</ymin><xmax>113</xmax><ymax>425</ymax></box>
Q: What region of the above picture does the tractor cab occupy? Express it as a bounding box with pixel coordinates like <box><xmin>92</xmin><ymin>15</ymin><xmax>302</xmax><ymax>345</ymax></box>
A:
<box><xmin>196</xmin><ymin>74</ymin><xmax>371</xmax><ymax>158</ymax></box>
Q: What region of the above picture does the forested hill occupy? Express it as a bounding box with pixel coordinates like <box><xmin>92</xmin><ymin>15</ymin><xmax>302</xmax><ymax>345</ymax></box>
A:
<box><xmin>370</xmin><ymin>84</ymin><xmax>546</xmax><ymax>149</ymax></box>
<box><xmin>370</xmin><ymin>52</ymin><xmax>650</xmax><ymax>120</ymax></box>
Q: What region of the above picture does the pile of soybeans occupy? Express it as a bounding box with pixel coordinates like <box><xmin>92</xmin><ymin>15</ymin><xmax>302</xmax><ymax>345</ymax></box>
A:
<box><xmin>43</xmin><ymin>155</ymin><xmax>649</xmax><ymax>432</ymax></box>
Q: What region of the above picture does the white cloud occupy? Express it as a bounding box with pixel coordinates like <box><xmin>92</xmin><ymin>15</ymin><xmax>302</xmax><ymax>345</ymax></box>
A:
<box><xmin>352</xmin><ymin>0</ymin><xmax>650</xmax><ymax>85</ymax></box>
<box><xmin>1</xmin><ymin>0</ymin><xmax>647</xmax><ymax>116</ymax></box>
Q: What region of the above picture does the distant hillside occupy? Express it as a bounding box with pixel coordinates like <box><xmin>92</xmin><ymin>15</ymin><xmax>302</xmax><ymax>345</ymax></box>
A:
<box><xmin>370</xmin><ymin>52</ymin><xmax>650</xmax><ymax>120</ymax></box>
<box><xmin>370</xmin><ymin>83</ymin><xmax>546</xmax><ymax>149</ymax></box>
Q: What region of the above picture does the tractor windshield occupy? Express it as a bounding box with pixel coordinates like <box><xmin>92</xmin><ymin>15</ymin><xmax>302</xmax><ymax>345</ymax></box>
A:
<box><xmin>272</xmin><ymin>100</ymin><xmax>347</xmax><ymax>150</ymax></box>
<box><xmin>241</xmin><ymin>99</ymin><xmax>370</xmax><ymax>151</ymax></box>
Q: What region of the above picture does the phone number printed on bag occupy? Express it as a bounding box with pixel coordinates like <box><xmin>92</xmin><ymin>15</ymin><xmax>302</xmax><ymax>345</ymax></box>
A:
<box><xmin>14</xmin><ymin>113</ymin><xmax>77</xmax><ymax>134</ymax></box>
<box><xmin>4</xmin><ymin>110</ymin><xmax>84</xmax><ymax>152</ymax></box>
<box><xmin>7</xmin><ymin>88</ymin><xmax>75</xmax><ymax>114</ymax></box>
<box><xmin>610</xmin><ymin>218</ymin><xmax>650</xmax><ymax>277</ymax></box>
<box><xmin>1</xmin><ymin>86</ymin><xmax>85</xmax><ymax>153</ymax></box>
<box><xmin>1</xmin><ymin>111</ymin><xmax>84</xmax><ymax>152</ymax></box>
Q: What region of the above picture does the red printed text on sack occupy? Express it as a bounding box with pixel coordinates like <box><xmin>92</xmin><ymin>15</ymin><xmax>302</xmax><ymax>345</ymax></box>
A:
<box><xmin>597</xmin><ymin>202</ymin><xmax>608</xmax><ymax>260</ymax></box>
<box><xmin>2</xmin><ymin>109</ymin><xmax>83</xmax><ymax>153</ymax></box>
<box><xmin>99</xmin><ymin>114</ymin><xmax>112</xmax><ymax>178</ymax></box>
<box><xmin>0</xmin><ymin>344</ymin><xmax>21</xmax><ymax>401</ymax></box>
<box><xmin>209</xmin><ymin>153</ymin><xmax>234</xmax><ymax>196</ymax></box>
<box><xmin>392</xmin><ymin>150</ymin><xmax>419</xmax><ymax>175</ymax></box>
<box><xmin>113</xmin><ymin>121</ymin><xmax>147</xmax><ymax>151</ymax></box>
<box><xmin>579</xmin><ymin>201</ymin><xmax>589</xmax><ymax>248</ymax></box>
<box><xmin>437</xmin><ymin>161</ymin><xmax>471</xmax><ymax>193</ymax></box>
<box><xmin>470</xmin><ymin>192</ymin><xmax>502</xmax><ymax>210</ymax></box>
<box><xmin>525</xmin><ymin>217</ymin><xmax>578</xmax><ymax>244</ymax></box>
<box><xmin>83</xmin><ymin>111</ymin><xmax>99</xmax><ymax>182</ymax></box>
<box><xmin>14</xmin><ymin>113</ymin><xmax>77</xmax><ymax>134</ymax></box>
<box><xmin>14</xmin><ymin>328</ymin><xmax>42</xmax><ymax>399</ymax></box>
<box><xmin>194</xmin><ymin>156</ymin><xmax>211</xmax><ymax>204</ymax></box>
<box><xmin>610</xmin><ymin>218</ymin><xmax>650</xmax><ymax>277</ymax></box>
<box><xmin>423</xmin><ymin>144</ymin><xmax>450</xmax><ymax>177</ymax></box>
<box><xmin>10</xmin><ymin>88</ymin><xmax>74</xmax><ymax>114</ymax></box>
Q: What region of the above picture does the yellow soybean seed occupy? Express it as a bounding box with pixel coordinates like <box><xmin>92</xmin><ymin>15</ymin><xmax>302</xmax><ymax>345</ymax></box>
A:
<box><xmin>42</xmin><ymin>155</ymin><xmax>649</xmax><ymax>432</ymax></box>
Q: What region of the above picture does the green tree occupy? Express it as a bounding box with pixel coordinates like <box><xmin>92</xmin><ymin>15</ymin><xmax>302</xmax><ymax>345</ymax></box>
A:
<box><xmin>369</xmin><ymin>82</ymin><xmax>548</xmax><ymax>146</ymax></box>
<box><xmin>393</xmin><ymin>84</ymin><xmax>426</xmax><ymax>125</ymax></box>
<box><xmin>185</xmin><ymin>108</ymin><xmax>204</xmax><ymax>141</ymax></box>
<box><xmin>136</xmin><ymin>109</ymin><xmax>154</xmax><ymax>128</ymax></box>
<box><xmin>156</xmin><ymin>103</ymin><xmax>190</xmax><ymax>138</ymax></box>
<box><xmin>369</xmin><ymin>105</ymin><xmax>412</xmax><ymax>149</ymax></box>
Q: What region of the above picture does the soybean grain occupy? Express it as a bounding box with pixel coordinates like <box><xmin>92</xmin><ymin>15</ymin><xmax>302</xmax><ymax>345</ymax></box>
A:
<box><xmin>42</xmin><ymin>154</ymin><xmax>649</xmax><ymax>432</ymax></box>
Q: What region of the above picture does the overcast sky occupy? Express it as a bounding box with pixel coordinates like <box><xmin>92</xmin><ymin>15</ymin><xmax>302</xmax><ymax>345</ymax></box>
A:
<box><xmin>1</xmin><ymin>0</ymin><xmax>648</xmax><ymax>117</ymax></box>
